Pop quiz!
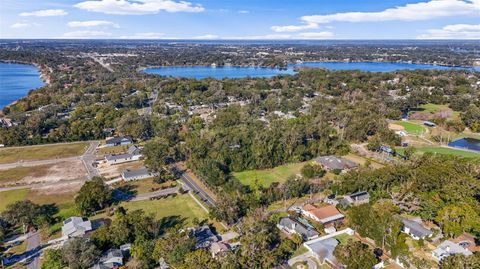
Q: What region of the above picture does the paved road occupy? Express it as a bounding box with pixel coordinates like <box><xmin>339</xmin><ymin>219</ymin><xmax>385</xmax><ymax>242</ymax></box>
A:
<box><xmin>172</xmin><ymin>165</ymin><xmax>216</xmax><ymax>207</ymax></box>
<box><xmin>81</xmin><ymin>141</ymin><xmax>100</xmax><ymax>179</ymax></box>
<box><xmin>26</xmin><ymin>232</ymin><xmax>40</xmax><ymax>269</ymax></box>
<box><xmin>131</xmin><ymin>187</ymin><xmax>179</xmax><ymax>201</ymax></box>
<box><xmin>0</xmin><ymin>156</ymin><xmax>80</xmax><ymax>170</ymax></box>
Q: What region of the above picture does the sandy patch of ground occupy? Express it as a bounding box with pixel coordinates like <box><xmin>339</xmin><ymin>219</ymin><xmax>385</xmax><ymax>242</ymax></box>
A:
<box><xmin>98</xmin><ymin>160</ymin><xmax>145</xmax><ymax>179</ymax></box>
<box><xmin>17</xmin><ymin>159</ymin><xmax>86</xmax><ymax>186</ymax></box>
<box><xmin>388</xmin><ymin>123</ymin><xmax>405</xmax><ymax>131</ymax></box>
<box><xmin>32</xmin><ymin>180</ymin><xmax>83</xmax><ymax>195</ymax></box>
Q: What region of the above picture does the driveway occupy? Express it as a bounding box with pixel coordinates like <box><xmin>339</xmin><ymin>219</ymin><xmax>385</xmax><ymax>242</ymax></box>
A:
<box><xmin>130</xmin><ymin>187</ymin><xmax>179</xmax><ymax>201</ymax></box>
<box><xmin>288</xmin><ymin>253</ymin><xmax>317</xmax><ymax>269</ymax></box>
<box><xmin>26</xmin><ymin>232</ymin><xmax>41</xmax><ymax>269</ymax></box>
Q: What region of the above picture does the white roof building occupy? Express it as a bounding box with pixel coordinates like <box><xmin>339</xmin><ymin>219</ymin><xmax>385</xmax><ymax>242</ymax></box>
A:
<box><xmin>432</xmin><ymin>240</ymin><xmax>473</xmax><ymax>261</ymax></box>
<box><xmin>61</xmin><ymin>217</ymin><xmax>92</xmax><ymax>238</ymax></box>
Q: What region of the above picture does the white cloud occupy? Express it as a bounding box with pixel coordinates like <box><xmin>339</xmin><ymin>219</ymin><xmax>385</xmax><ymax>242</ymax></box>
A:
<box><xmin>297</xmin><ymin>31</ymin><xmax>334</xmax><ymax>39</ymax></box>
<box><xmin>418</xmin><ymin>23</ymin><xmax>480</xmax><ymax>39</ymax></box>
<box><xmin>271</xmin><ymin>22</ymin><xmax>318</xmax><ymax>32</ymax></box>
<box><xmin>238</xmin><ymin>10</ymin><xmax>249</xmax><ymax>14</ymax></box>
<box><xmin>20</xmin><ymin>9</ymin><xmax>68</xmax><ymax>17</ymax></box>
<box><xmin>274</xmin><ymin>0</ymin><xmax>480</xmax><ymax>32</ymax></box>
<box><xmin>193</xmin><ymin>34</ymin><xmax>219</xmax><ymax>39</ymax></box>
<box><xmin>61</xmin><ymin>30</ymin><xmax>112</xmax><ymax>39</ymax></box>
<box><xmin>11</xmin><ymin>22</ymin><xmax>40</xmax><ymax>28</ymax></box>
<box><xmin>75</xmin><ymin>0</ymin><xmax>205</xmax><ymax>15</ymax></box>
<box><xmin>68</xmin><ymin>20</ymin><xmax>120</xmax><ymax>28</ymax></box>
<box><xmin>120</xmin><ymin>32</ymin><xmax>166</xmax><ymax>39</ymax></box>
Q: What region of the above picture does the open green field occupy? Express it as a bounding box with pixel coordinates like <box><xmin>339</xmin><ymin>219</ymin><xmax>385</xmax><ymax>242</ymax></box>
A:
<box><xmin>397</xmin><ymin>146</ymin><xmax>480</xmax><ymax>158</ymax></box>
<box><xmin>0</xmin><ymin>188</ymin><xmax>77</xmax><ymax>212</ymax></box>
<box><xmin>394</xmin><ymin>121</ymin><xmax>426</xmax><ymax>135</ymax></box>
<box><xmin>233</xmin><ymin>162</ymin><xmax>306</xmax><ymax>188</ymax></box>
<box><xmin>120</xmin><ymin>194</ymin><xmax>207</xmax><ymax>225</ymax></box>
<box><xmin>0</xmin><ymin>189</ymin><xmax>29</xmax><ymax>211</ymax></box>
<box><xmin>0</xmin><ymin>142</ymin><xmax>89</xmax><ymax>164</ymax></box>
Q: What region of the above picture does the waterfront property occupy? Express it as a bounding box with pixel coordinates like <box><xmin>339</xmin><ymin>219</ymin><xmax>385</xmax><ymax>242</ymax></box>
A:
<box><xmin>0</xmin><ymin>62</ymin><xmax>45</xmax><ymax>108</ymax></box>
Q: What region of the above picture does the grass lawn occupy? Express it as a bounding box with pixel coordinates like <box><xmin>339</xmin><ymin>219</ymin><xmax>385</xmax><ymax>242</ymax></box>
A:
<box><xmin>0</xmin><ymin>142</ymin><xmax>89</xmax><ymax>164</ymax></box>
<box><xmin>334</xmin><ymin>233</ymin><xmax>358</xmax><ymax>245</ymax></box>
<box><xmin>97</xmin><ymin>145</ymin><xmax>129</xmax><ymax>155</ymax></box>
<box><xmin>233</xmin><ymin>162</ymin><xmax>306</xmax><ymax>188</ymax></box>
<box><xmin>0</xmin><ymin>188</ymin><xmax>76</xmax><ymax>212</ymax></box>
<box><xmin>394</xmin><ymin>121</ymin><xmax>426</xmax><ymax>135</ymax></box>
<box><xmin>397</xmin><ymin>146</ymin><xmax>480</xmax><ymax>158</ymax></box>
<box><xmin>120</xmin><ymin>194</ymin><xmax>208</xmax><ymax>225</ymax></box>
<box><xmin>0</xmin><ymin>165</ymin><xmax>51</xmax><ymax>186</ymax></box>
<box><xmin>0</xmin><ymin>189</ymin><xmax>29</xmax><ymax>211</ymax></box>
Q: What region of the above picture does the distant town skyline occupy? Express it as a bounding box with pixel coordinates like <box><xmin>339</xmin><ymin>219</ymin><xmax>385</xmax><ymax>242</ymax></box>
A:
<box><xmin>1</xmin><ymin>0</ymin><xmax>479</xmax><ymax>39</ymax></box>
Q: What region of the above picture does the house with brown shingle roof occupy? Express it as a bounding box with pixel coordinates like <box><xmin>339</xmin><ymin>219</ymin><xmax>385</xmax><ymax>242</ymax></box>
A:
<box><xmin>301</xmin><ymin>204</ymin><xmax>344</xmax><ymax>226</ymax></box>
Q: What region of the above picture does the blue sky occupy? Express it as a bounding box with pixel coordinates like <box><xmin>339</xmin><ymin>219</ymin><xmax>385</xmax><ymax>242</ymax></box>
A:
<box><xmin>0</xmin><ymin>0</ymin><xmax>479</xmax><ymax>39</ymax></box>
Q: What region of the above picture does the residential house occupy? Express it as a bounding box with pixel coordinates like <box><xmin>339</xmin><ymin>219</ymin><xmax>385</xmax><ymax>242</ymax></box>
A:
<box><xmin>210</xmin><ymin>242</ymin><xmax>230</xmax><ymax>258</ymax></box>
<box><xmin>339</xmin><ymin>191</ymin><xmax>370</xmax><ymax>207</ymax></box>
<box><xmin>105</xmin><ymin>145</ymin><xmax>142</xmax><ymax>165</ymax></box>
<box><xmin>61</xmin><ymin>217</ymin><xmax>92</xmax><ymax>238</ymax></box>
<box><xmin>314</xmin><ymin>156</ymin><xmax>357</xmax><ymax>172</ymax></box>
<box><xmin>190</xmin><ymin>226</ymin><xmax>219</xmax><ymax>249</ymax></box>
<box><xmin>97</xmin><ymin>249</ymin><xmax>124</xmax><ymax>269</ymax></box>
<box><xmin>301</xmin><ymin>204</ymin><xmax>344</xmax><ymax>229</ymax></box>
<box><xmin>121</xmin><ymin>167</ymin><xmax>158</xmax><ymax>181</ymax></box>
<box><xmin>451</xmin><ymin>233</ymin><xmax>480</xmax><ymax>252</ymax></box>
<box><xmin>105</xmin><ymin>136</ymin><xmax>133</xmax><ymax>147</ymax></box>
<box><xmin>432</xmin><ymin>240</ymin><xmax>473</xmax><ymax>261</ymax></box>
<box><xmin>305</xmin><ymin>237</ymin><xmax>341</xmax><ymax>268</ymax></box>
<box><xmin>277</xmin><ymin>217</ymin><xmax>319</xmax><ymax>241</ymax></box>
<box><xmin>401</xmin><ymin>218</ymin><xmax>432</xmax><ymax>240</ymax></box>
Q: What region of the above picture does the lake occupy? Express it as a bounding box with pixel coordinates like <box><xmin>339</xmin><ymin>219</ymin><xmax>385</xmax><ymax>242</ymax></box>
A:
<box><xmin>144</xmin><ymin>62</ymin><xmax>479</xmax><ymax>79</ymax></box>
<box><xmin>0</xmin><ymin>62</ymin><xmax>45</xmax><ymax>108</ymax></box>
<box><xmin>448</xmin><ymin>138</ymin><xmax>480</xmax><ymax>152</ymax></box>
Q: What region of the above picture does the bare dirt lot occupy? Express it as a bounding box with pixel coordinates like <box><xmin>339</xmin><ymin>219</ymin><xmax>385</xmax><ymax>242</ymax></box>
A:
<box><xmin>0</xmin><ymin>159</ymin><xmax>87</xmax><ymax>187</ymax></box>
<box><xmin>98</xmin><ymin>160</ymin><xmax>145</xmax><ymax>179</ymax></box>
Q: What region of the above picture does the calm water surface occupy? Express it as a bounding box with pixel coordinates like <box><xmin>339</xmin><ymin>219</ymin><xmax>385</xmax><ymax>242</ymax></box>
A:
<box><xmin>0</xmin><ymin>62</ymin><xmax>44</xmax><ymax>108</ymax></box>
<box><xmin>144</xmin><ymin>62</ymin><xmax>479</xmax><ymax>79</ymax></box>
<box><xmin>448</xmin><ymin>138</ymin><xmax>480</xmax><ymax>152</ymax></box>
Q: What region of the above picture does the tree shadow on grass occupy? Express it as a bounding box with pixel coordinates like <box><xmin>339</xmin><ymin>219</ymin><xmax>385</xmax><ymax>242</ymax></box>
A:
<box><xmin>158</xmin><ymin>215</ymin><xmax>186</xmax><ymax>236</ymax></box>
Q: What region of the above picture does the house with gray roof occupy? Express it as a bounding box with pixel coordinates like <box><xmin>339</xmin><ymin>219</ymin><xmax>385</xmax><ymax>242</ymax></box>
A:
<box><xmin>305</xmin><ymin>237</ymin><xmax>340</xmax><ymax>268</ymax></box>
<box><xmin>340</xmin><ymin>191</ymin><xmax>370</xmax><ymax>207</ymax></box>
<box><xmin>401</xmin><ymin>218</ymin><xmax>432</xmax><ymax>240</ymax></box>
<box><xmin>315</xmin><ymin>156</ymin><xmax>357</xmax><ymax>172</ymax></box>
<box><xmin>105</xmin><ymin>136</ymin><xmax>132</xmax><ymax>147</ymax></box>
<box><xmin>432</xmin><ymin>240</ymin><xmax>473</xmax><ymax>261</ymax></box>
<box><xmin>105</xmin><ymin>145</ymin><xmax>142</xmax><ymax>165</ymax></box>
<box><xmin>98</xmin><ymin>249</ymin><xmax>124</xmax><ymax>268</ymax></box>
<box><xmin>277</xmin><ymin>217</ymin><xmax>319</xmax><ymax>241</ymax></box>
<box><xmin>61</xmin><ymin>217</ymin><xmax>92</xmax><ymax>238</ymax></box>
<box><xmin>121</xmin><ymin>167</ymin><xmax>158</xmax><ymax>181</ymax></box>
